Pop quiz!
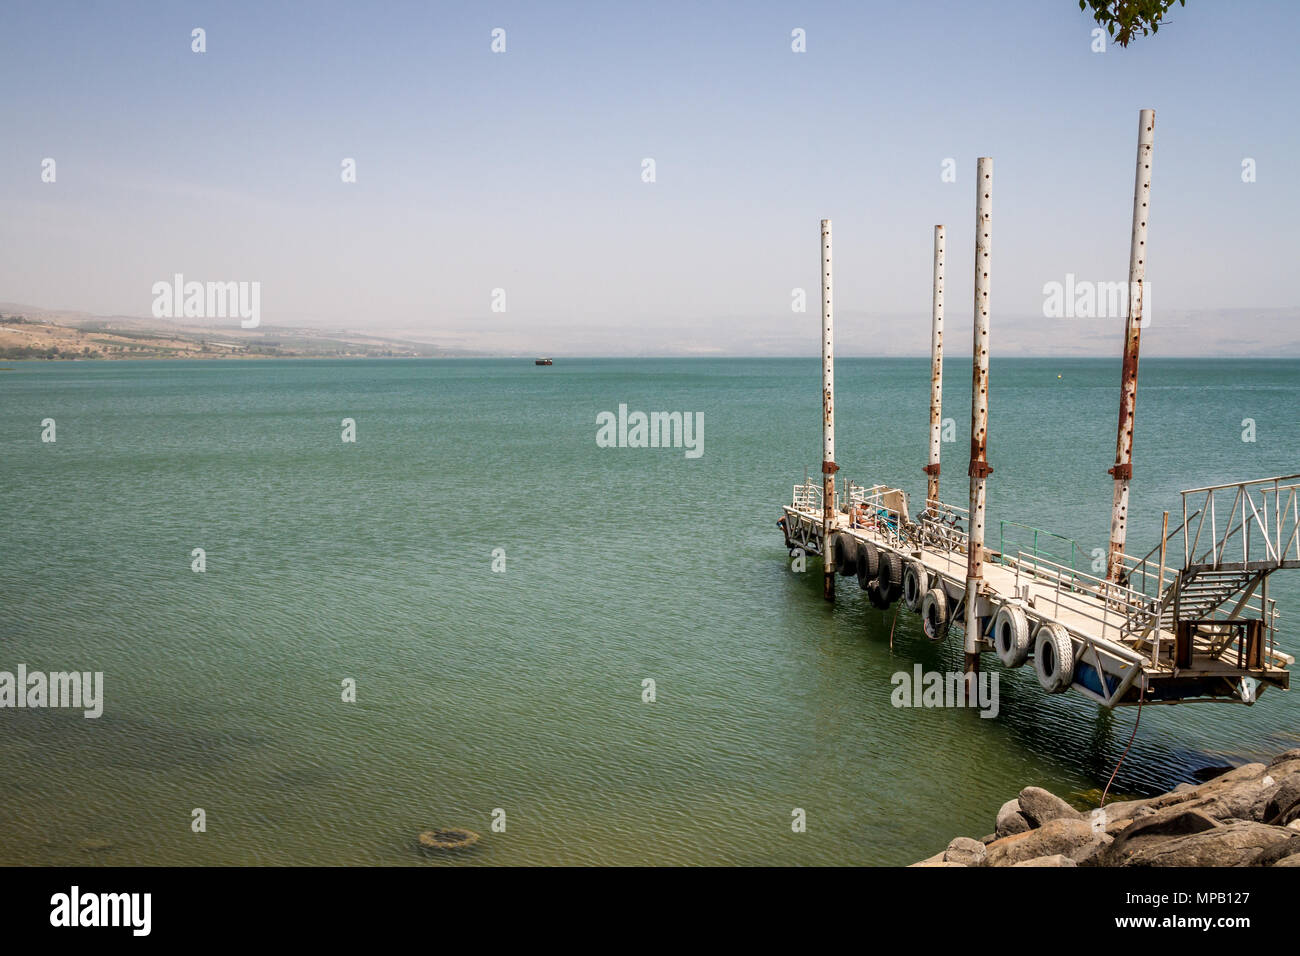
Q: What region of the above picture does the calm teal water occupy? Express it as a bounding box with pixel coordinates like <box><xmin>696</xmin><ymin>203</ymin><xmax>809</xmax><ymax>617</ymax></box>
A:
<box><xmin>1</xmin><ymin>357</ymin><xmax>1297</xmax><ymax>865</ymax></box>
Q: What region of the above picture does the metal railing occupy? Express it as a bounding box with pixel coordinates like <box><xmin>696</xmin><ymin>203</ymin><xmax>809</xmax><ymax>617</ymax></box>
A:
<box><xmin>1125</xmin><ymin>510</ymin><xmax>1200</xmax><ymax>601</ymax></box>
<box><xmin>998</xmin><ymin>520</ymin><xmax>1080</xmax><ymax>575</ymax></box>
<box><xmin>918</xmin><ymin>498</ymin><xmax>970</xmax><ymax>557</ymax></box>
<box><xmin>1182</xmin><ymin>475</ymin><xmax>1300</xmax><ymax>571</ymax></box>
<box><xmin>1000</xmin><ymin>547</ymin><xmax>1157</xmax><ymax>648</ymax></box>
<box><xmin>845</xmin><ymin>484</ymin><xmax>909</xmax><ymax>549</ymax></box>
<box><xmin>791</xmin><ymin>480</ymin><xmax>822</xmax><ymax>513</ymax></box>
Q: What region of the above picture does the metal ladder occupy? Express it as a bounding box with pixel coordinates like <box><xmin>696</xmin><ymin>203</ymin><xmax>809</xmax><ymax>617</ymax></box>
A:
<box><xmin>1160</xmin><ymin>567</ymin><xmax>1264</xmax><ymax>627</ymax></box>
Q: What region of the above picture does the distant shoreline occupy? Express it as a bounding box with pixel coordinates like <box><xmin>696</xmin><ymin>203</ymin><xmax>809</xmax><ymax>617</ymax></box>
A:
<box><xmin>5</xmin><ymin>313</ymin><xmax>1300</xmax><ymax>362</ymax></box>
<box><xmin>0</xmin><ymin>312</ymin><xmax>477</xmax><ymax>361</ymax></box>
<box><xmin>5</xmin><ymin>354</ymin><xmax>1300</xmax><ymax>363</ymax></box>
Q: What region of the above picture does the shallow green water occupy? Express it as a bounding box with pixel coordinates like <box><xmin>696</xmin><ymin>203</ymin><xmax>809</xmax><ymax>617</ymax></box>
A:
<box><xmin>1</xmin><ymin>357</ymin><xmax>1297</xmax><ymax>865</ymax></box>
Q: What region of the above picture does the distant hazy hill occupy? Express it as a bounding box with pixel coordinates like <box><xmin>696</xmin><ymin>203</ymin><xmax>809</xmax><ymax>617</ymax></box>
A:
<box><xmin>0</xmin><ymin>304</ymin><xmax>485</xmax><ymax>360</ymax></box>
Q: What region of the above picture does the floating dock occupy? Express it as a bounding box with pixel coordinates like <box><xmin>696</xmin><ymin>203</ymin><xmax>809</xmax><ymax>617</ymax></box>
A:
<box><xmin>779</xmin><ymin>110</ymin><xmax>1295</xmax><ymax>709</ymax></box>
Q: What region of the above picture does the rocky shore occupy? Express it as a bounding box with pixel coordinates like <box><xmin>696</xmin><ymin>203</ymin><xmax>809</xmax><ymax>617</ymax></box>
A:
<box><xmin>912</xmin><ymin>749</ymin><xmax>1300</xmax><ymax>867</ymax></box>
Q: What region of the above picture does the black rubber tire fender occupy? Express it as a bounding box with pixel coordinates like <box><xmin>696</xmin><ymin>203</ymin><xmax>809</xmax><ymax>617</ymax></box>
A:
<box><xmin>876</xmin><ymin>550</ymin><xmax>902</xmax><ymax>602</ymax></box>
<box><xmin>856</xmin><ymin>542</ymin><xmax>879</xmax><ymax>589</ymax></box>
<box><xmin>993</xmin><ymin>604</ymin><xmax>1031</xmax><ymax>668</ymax></box>
<box><xmin>902</xmin><ymin>560</ymin><xmax>928</xmax><ymax>612</ymax></box>
<box><xmin>1033</xmin><ymin>622</ymin><xmax>1075</xmax><ymax>693</ymax></box>
<box><xmin>834</xmin><ymin>534</ymin><xmax>858</xmax><ymax>578</ymax></box>
<box><xmin>921</xmin><ymin>587</ymin><xmax>949</xmax><ymax>642</ymax></box>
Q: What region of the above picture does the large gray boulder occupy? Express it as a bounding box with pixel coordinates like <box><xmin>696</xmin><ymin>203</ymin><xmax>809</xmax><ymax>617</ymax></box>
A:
<box><xmin>1119</xmin><ymin>820</ymin><xmax>1294</xmax><ymax>867</ymax></box>
<box><xmin>1018</xmin><ymin>787</ymin><xmax>1084</xmax><ymax>827</ymax></box>
<box><xmin>1254</xmin><ymin>772</ymin><xmax>1300</xmax><ymax>825</ymax></box>
<box><xmin>996</xmin><ymin>799</ymin><xmax>1032</xmax><ymax>837</ymax></box>
<box><xmin>944</xmin><ymin>837</ymin><xmax>987</xmax><ymax>866</ymax></box>
<box><xmin>1251</xmin><ymin>834</ymin><xmax>1300</xmax><ymax>867</ymax></box>
<box><xmin>1013</xmin><ymin>854</ymin><xmax>1077</xmax><ymax>867</ymax></box>
<box><xmin>1268</xmin><ymin>748</ymin><xmax>1300</xmax><ymax>770</ymax></box>
<box><xmin>910</xmin><ymin>853</ymin><xmax>967</xmax><ymax>867</ymax></box>
<box><xmin>1071</xmin><ymin>831</ymin><xmax>1115</xmax><ymax>866</ymax></box>
<box><xmin>1100</xmin><ymin>800</ymin><xmax>1156</xmax><ymax>834</ymax></box>
<box><xmin>985</xmin><ymin>818</ymin><xmax>1097</xmax><ymax>867</ymax></box>
<box><xmin>1147</xmin><ymin>762</ymin><xmax>1271</xmax><ymax>822</ymax></box>
<box><xmin>1105</xmin><ymin>806</ymin><xmax>1221</xmax><ymax>864</ymax></box>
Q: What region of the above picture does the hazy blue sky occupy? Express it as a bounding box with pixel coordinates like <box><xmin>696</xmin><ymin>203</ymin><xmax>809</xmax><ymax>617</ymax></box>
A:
<box><xmin>2</xmin><ymin>1</ymin><xmax>1297</xmax><ymax>355</ymax></box>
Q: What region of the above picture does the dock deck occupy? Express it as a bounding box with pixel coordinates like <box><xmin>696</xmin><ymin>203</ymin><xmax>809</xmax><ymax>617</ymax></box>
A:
<box><xmin>780</xmin><ymin>476</ymin><xmax>1296</xmax><ymax>708</ymax></box>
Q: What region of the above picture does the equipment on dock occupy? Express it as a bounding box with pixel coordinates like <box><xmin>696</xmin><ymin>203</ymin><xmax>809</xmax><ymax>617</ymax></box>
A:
<box><xmin>777</xmin><ymin>110</ymin><xmax>1294</xmax><ymax>709</ymax></box>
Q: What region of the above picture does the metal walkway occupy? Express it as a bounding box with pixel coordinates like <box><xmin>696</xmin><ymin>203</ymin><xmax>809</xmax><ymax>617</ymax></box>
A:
<box><xmin>780</xmin><ymin>477</ymin><xmax>1295</xmax><ymax>708</ymax></box>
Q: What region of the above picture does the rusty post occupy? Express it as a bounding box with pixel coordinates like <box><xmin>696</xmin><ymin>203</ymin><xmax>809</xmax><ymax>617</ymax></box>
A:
<box><xmin>964</xmin><ymin>159</ymin><xmax>993</xmax><ymax>675</ymax></box>
<box><xmin>925</xmin><ymin>224</ymin><xmax>945</xmax><ymax>511</ymax></box>
<box><xmin>1107</xmin><ymin>109</ymin><xmax>1155</xmax><ymax>582</ymax></box>
<box><xmin>821</xmin><ymin>218</ymin><xmax>837</xmax><ymax>601</ymax></box>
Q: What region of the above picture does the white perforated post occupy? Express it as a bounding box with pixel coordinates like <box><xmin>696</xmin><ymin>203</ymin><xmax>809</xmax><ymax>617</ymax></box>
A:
<box><xmin>821</xmin><ymin>218</ymin><xmax>837</xmax><ymax>601</ymax></box>
<box><xmin>1107</xmin><ymin>109</ymin><xmax>1155</xmax><ymax>583</ymax></box>
<box><xmin>964</xmin><ymin>159</ymin><xmax>993</xmax><ymax>674</ymax></box>
<box><xmin>925</xmin><ymin>225</ymin><xmax>945</xmax><ymax>511</ymax></box>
